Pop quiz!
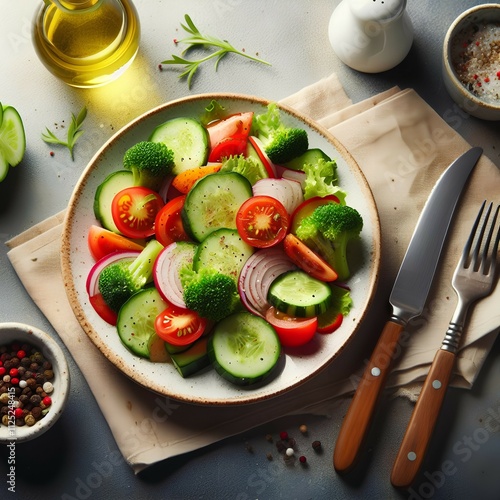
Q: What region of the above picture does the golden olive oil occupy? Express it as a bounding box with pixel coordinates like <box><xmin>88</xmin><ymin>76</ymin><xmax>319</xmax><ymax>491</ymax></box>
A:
<box><xmin>33</xmin><ymin>0</ymin><xmax>140</xmax><ymax>88</ymax></box>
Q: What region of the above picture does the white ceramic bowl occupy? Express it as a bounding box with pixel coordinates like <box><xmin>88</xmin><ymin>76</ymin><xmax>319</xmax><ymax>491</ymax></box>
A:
<box><xmin>0</xmin><ymin>323</ymin><xmax>70</xmax><ymax>443</ymax></box>
<box><xmin>61</xmin><ymin>93</ymin><xmax>381</xmax><ymax>406</ymax></box>
<box><xmin>443</xmin><ymin>4</ymin><xmax>500</xmax><ymax>121</ymax></box>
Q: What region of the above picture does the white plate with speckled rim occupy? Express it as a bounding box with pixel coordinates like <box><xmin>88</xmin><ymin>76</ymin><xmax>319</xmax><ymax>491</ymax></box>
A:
<box><xmin>61</xmin><ymin>93</ymin><xmax>381</xmax><ymax>406</ymax></box>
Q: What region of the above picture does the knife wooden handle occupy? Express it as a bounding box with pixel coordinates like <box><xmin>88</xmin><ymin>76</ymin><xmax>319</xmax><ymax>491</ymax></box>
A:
<box><xmin>333</xmin><ymin>319</ymin><xmax>404</xmax><ymax>473</ymax></box>
<box><xmin>391</xmin><ymin>349</ymin><xmax>456</xmax><ymax>488</ymax></box>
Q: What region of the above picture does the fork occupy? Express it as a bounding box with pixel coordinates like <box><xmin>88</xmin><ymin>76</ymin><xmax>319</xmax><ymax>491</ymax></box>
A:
<box><xmin>390</xmin><ymin>200</ymin><xmax>500</xmax><ymax>489</ymax></box>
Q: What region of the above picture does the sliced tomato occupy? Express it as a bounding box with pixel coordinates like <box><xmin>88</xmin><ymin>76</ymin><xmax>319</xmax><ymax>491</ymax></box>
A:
<box><xmin>283</xmin><ymin>233</ymin><xmax>338</xmax><ymax>282</ymax></box>
<box><xmin>236</xmin><ymin>195</ymin><xmax>289</xmax><ymax>248</ymax></box>
<box><xmin>111</xmin><ymin>186</ymin><xmax>164</xmax><ymax>239</ymax></box>
<box><xmin>208</xmin><ymin>137</ymin><xmax>248</xmax><ymax>162</ymax></box>
<box><xmin>89</xmin><ymin>292</ymin><xmax>118</xmax><ymax>326</ymax></box>
<box><xmin>317</xmin><ymin>311</ymin><xmax>343</xmax><ymax>334</ymax></box>
<box><xmin>154</xmin><ymin>195</ymin><xmax>190</xmax><ymax>246</ymax></box>
<box><xmin>248</xmin><ymin>136</ymin><xmax>276</xmax><ymax>178</ymax></box>
<box><xmin>265</xmin><ymin>306</ymin><xmax>317</xmax><ymax>347</ymax></box>
<box><xmin>207</xmin><ymin>111</ymin><xmax>254</xmax><ymax>147</ymax></box>
<box><xmin>87</xmin><ymin>225</ymin><xmax>145</xmax><ymax>262</ymax></box>
<box><xmin>154</xmin><ymin>304</ymin><xmax>207</xmax><ymax>346</ymax></box>
<box><xmin>290</xmin><ymin>195</ymin><xmax>340</xmax><ymax>234</ymax></box>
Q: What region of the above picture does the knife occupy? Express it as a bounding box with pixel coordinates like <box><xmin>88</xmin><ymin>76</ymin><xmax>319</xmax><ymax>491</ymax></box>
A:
<box><xmin>333</xmin><ymin>146</ymin><xmax>483</xmax><ymax>474</ymax></box>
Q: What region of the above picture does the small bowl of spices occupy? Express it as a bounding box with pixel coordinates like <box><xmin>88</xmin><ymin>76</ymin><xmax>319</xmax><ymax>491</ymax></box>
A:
<box><xmin>0</xmin><ymin>322</ymin><xmax>70</xmax><ymax>443</ymax></box>
<box><xmin>443</xmin><ymin>4</ymin><xmax>500</xmax><ymax>120</ymax></box>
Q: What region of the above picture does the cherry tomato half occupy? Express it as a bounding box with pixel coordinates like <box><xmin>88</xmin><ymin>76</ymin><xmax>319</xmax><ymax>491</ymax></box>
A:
<box><xmin>265</xmin><ymin>306</ymin><xmax>317</xmax><ymax>347</ymax></box>
<box><xmin>154</xmin><ymin>304</ymin><xmax>207</xmax><ymax>346</ymax></box>
<box><xmin>111</xmin><ymin>186</ymin><xmax>164</xmax><ymax>239</ymax></box>
<box><xmin>154</xmin><ymin>195</ymin><xmax>190</xmax><ymax>246</ymax></box>
<box><xmin>236</xmin><ymin>195</ymin><xmax>289</xmax><ymax>248</ymax></box>
<box><xmin>317</xmin><ymin>311</ymin><xmax>343</xmax><ymax>334</ymax></box>
<box><xmin>283</xmin><ymin>233</ymin><xmax>338</xmax><ymax>282</ymax></box>
<box><xmin>208</xmin><ymin>137</ymin><xmax>248</xmax><ymax>162</ymax></box>
<box><xmin>87</xmin><ymin>225</ymin><xmax>145</xmax><ymax>262</ymax></box>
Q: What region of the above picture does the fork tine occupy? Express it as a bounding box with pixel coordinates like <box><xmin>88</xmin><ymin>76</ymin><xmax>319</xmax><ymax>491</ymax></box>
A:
<box><xmin>461</xmin><ymin>200</ymin><xmax>486</xmax><ymax>270</ymax></box>
<box><xmin>486</xmin><ymin>204</ymin><xmax>500</xmax><ymax>275</ymax></box>
<box><xmin>467</xmin><ymin>201</ymin><xmax>500</xmax><ymax>275</ymax></box>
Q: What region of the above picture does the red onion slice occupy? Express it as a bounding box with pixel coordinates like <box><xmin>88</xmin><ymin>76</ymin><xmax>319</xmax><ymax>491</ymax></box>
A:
<box><xmin>153</xmin><ymin>242</ymin><xmax>197</xmax><ymax>308</ymax></box>
<box><xmin>238</xmin><ymin>248</ymin><xmax>296</xmax><ymax>316</ymax></box>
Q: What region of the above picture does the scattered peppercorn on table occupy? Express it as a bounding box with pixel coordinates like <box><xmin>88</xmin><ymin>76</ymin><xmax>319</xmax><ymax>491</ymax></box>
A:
<box><xmin>1</xmin><ymin>1</ymin><xmax>499</xmax><ymax>499</ymax></box>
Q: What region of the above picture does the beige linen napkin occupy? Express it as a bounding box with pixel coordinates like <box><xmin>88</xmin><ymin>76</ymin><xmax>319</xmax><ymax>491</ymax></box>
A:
<box><xmin>7</xmin><ymin>73</ymin><xmax>500</xmax><ymax>472</ymax></box>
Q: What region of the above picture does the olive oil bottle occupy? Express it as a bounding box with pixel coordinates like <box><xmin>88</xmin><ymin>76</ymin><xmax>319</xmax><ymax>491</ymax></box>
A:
<box><xmin>33</xmin><ymin>0</ymin><xmax>140</xmax><ymax>88</ymax></box>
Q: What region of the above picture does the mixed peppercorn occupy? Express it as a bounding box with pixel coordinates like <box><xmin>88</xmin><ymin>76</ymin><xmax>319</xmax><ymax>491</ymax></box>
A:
<box><xmin>0</xmin><ymin>342</ymin><xmax>55</xmax><ymax>428</ymax></box>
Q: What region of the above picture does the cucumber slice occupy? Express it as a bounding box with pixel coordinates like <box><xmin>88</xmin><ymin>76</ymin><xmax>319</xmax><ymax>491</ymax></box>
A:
<box><xmin>208</xmin><ymin>312</ymin><xmax>281</xmax><ymax>386</ymax></box>
<box><xmin>194</xmin><ymin>228</ymin><xmax>254</xmax><ymax>283</ymax></box>
<box><xmin>0</xmin><ymin>105</ymin><xmax>26</xmax><ymax>181</ymax></box>
<box><xmin>182</xmin><ymin>171</ymin><xmax>253</xmax><ymax>242</ymax></box>
<box><xmin>149</xmin><ymin>117</ymin><xmax>209</xmax><ymax>175</ymax></box>
<box><xmin>284</xmin><ymin>148</ymin><xmax>331</xmax><ymax>171</ymax></box>
<box><xmin>268</xmin><ymin>270</ymin><xmax>332</xmax><ymax>317</ymax></box>
<box><xmin>116</xmin><ymin>287</ymin><xmax>167</xmax><ymax>358</ymax></box>
<box><xmin>93</xmin><ymin>170</ymin><xmax>134</xmax><ymax>233</ymax></box>
<box><xmin>0</xmin><ymin>105</ymin><xmax>26</xmax><ymax>166</ymax></box>
<box><xmin>170</xmin><ymin>336</ymin><xmax>211</xmax><ymax>377</ymax></box>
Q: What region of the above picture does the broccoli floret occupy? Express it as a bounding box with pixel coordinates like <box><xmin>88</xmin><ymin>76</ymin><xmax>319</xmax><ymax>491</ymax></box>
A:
<box><xmin>295</xmin><ymin>203</ymin><xmax>363</xmax><ymax>281</ymax></box>
<box><xmin>181</xmin><ymin>267</ymin><xmax>241</xmax><ymax>322</ymax></box>
<box><xmin>252</xmin><ymin>103</ymin><xmax>308</xmax><ymax>164</ymax></box>
<box><xmin>302</xmin><ymin>158</ymin><xmax>346</xmax><ymax>202</ymax></box>
<box><xmin>219</xmin><ymin>154</ymin><xmax>268</xmax><ymax>185</ymax></box>
<box><xmin>123</xmin><ymin>141</ymin><xmax>175</xmax><ymax>191</ymax></box>
<box><xmin>98</xmin><ymin>240</ymin><xmax>164</xmax><ymax>312</ymax></box>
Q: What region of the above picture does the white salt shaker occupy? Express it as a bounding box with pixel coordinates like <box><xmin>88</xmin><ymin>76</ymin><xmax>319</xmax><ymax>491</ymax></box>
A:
<box><xmin>328</xmin><ymin>0</ymin><xmax>413</xmax><ymax>73</ymax></box>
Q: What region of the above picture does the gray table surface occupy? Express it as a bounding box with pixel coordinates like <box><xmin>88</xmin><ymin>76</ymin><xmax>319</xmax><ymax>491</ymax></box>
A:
<box><xmin>1</xmin><ymin>1</ymin><xmax>499</xmax><ymax>499</ymax></box>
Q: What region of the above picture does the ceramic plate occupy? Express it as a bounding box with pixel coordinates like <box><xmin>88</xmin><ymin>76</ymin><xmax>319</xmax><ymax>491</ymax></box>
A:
<box><xmin>61</xmin><ymin>93</ymin><xmax>380</xmax><ymax>405</ymax></box>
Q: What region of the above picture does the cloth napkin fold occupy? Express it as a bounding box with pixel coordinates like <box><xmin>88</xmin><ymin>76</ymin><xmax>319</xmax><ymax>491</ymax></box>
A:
<box><xmin>7</xmin><ymin>73</ymin><xmax>500</xmax><ymax>472</ymax></box>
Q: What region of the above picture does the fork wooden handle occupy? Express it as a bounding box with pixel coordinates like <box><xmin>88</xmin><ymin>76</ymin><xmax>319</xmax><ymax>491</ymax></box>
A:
<box><xmin>333</xmin><ymin>320</ymin><xmax>404</xmax><ymax>473</ymax></box>
<box><xmin>391</xmin><ymin>349</ymin><xmax>456</xmax><ymax>488</ymax></box>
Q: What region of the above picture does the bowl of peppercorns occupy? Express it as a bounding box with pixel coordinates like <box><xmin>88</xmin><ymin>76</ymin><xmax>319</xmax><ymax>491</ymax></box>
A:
<box><xmin>0</xmin><ymin>323</ymin><xmax>70</xmax><ymax>443</ymax></box>
<box><xmin>443</xmin><ymin>4</ymin><xmax>500</xmax><ymax>120</ymax></box>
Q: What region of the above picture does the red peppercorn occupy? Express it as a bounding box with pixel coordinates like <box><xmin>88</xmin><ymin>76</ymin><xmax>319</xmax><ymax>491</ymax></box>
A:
<box><xmin>42</xmin><ymin>396</ymin><xmax>52</xmax><ymax>407</ymax></box>
<box><xmin>10</xmin><ymin>368</ymin><xmax>19</xmax><ymax>377</ymax></box>
<box><xmin>299</xmin><ymin>455</ymin><xmax>307</xmax><ymax>463</ymax></box>
<box><xmin>11</xmin><ymin>378</ymin><xmax>19</xmax><ymax>385</ymax></box>
<box><xmin>14</xmin><ymin>408</ymin><xmax>23</xmax><ymax>419</ymax></box>
<box><xmin>279</xmin><ymin>431</ymin><xmax>288</xmax><ymax>440</ymax></box>
<box><xmin>484</xmin><ymin>77</ymin><xmax>490</xmax><ymax>83</ymax></box>
<box><xmin>497</xmin><ymin>71</ymin><xmax>500</xmax><ymax>78</ymax></box>
<box><xmin>0</xmin><ymin>367</ymin><xmax>5</xmax><ymax>376</ymax></box>
<box><xmin>16</xmin><ymin>350</ymin><xmax>26</xmax><ymax>359</ymax></box>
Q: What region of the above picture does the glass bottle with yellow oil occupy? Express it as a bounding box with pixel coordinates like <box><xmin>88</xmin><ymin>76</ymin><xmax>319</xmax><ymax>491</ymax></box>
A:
<box><xmin>32</xmin><ymin>0</ymin><xmax>141</xmax><ymax>88</ymax></box>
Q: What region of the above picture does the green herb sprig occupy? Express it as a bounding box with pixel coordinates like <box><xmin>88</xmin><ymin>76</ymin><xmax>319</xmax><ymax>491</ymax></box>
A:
<box><xmin>42</xmin><ymin>106</ymin><xmax>87</xmax><ymax>160</ymax></box>
<box><xmin>161</xmin><ymin>15</ymin><xmax>271</xmax><ymax>88</ymax></box>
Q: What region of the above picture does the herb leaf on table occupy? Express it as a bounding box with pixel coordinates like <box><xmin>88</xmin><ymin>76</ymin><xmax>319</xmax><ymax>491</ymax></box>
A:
<box><xmin>42</xmin><ymin>106</ymin><xmax>87</xmax><ymax>160</ymax></box>
<box><xmin>161</xmin><ymin>15</ymin><xmax>271</xmax><ymax>88</ymax></box>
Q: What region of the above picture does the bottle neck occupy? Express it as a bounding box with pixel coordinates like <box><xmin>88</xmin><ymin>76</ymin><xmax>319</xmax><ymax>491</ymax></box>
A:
<box><xmin>47</xmin><ymin>0</ymin><xmax>103</xmax><ymax>12</ymax></box>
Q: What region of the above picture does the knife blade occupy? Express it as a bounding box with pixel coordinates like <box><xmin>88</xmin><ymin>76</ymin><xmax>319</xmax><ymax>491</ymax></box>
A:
<box><xmin>333</xmin><ymin>146</ymin><xmax>483</xmax><ymax>474</ymax></box>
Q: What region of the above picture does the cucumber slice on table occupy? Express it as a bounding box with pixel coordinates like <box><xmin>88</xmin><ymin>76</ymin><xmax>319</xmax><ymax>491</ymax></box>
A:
<box><xmin>268</xmin><ymin>270</ymin><xmax>332</xmax><ymax>317</ymax></box>
<box><xmin>149</xmin><ymin>117</ymin><xmax>209</xmax><ymax>175</ymax></box>
<box><xmin>194</xmin><ymin>228</ymin><xmax>254</xmax><ymax>283</ymax></box>
<box><xmin>93</xmin><ymin>170</ymin><xmax>134</xmax><ymax>233</ymax></box>
<box><xmin>208</xmin><ymin>312</ymin><xmax>281</xmax><ymax>386</ymax></box>
<box><xmin>0</xmin><ymin>104</ymin><xmax>26</xmax><ymax>182</ymax></box>
<box><xmin>117</xmin><ymin>287</ymin><xmax>167</xmax><ymax>358</ymax></box>
<box><xmin>182</xmin><ymin>171</ymin><xmax>253</xmax><ymax>242</ymax></box>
